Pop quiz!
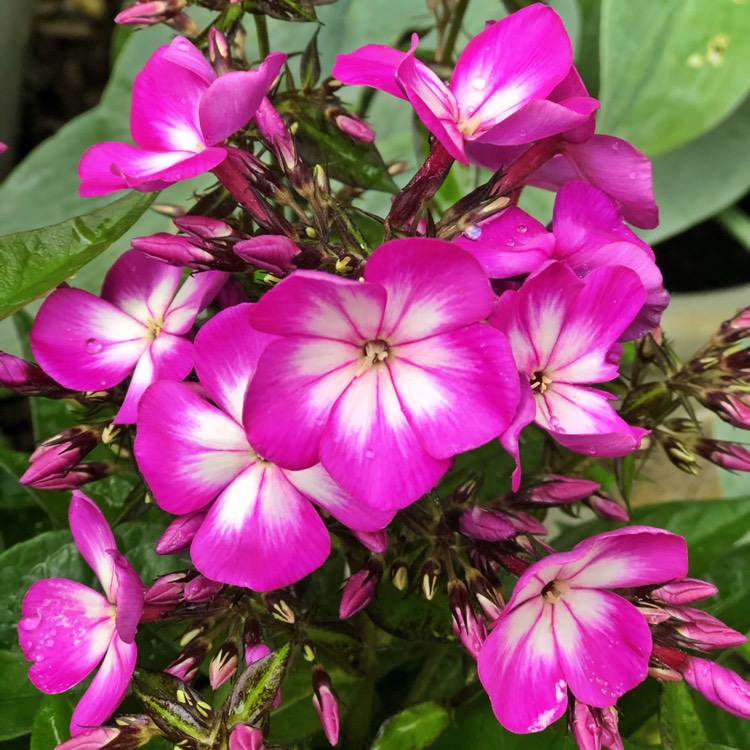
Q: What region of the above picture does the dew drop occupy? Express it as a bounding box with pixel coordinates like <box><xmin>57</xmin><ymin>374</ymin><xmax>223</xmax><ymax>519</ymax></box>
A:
<box><xmin>49</xmin><ymin>628</ymin><xmax>57</xmax><ymax>636</ymax></box>
<box><xmin>85</xmin><ymin>338</ymin><xmax>102</xmax><ymax>354</ymax></box>
<box><xmin>549</xmin><ymin>417</ymin><xmax>561</xmax><ymax>429</ymax></box>
<box><xmin>471</xmin><ymin>76</ymin><xmax>487</xmax><ymax>90</ymax></box>
<box><xmin>45</xmin><ymin>638</ymin><xmax>54</xmax><ymax>648</ymax></box>
<box><xmin>628</xmin><ymin>172</ymin><xmax>637</xmax><ymax>180</ymax></box>
<box><xmin>36</xmin><ymin>654</ymin><xmax>45</xmax><ymax>663</ymax></box>
<box><xmin>19</xmin><ymin>616</ymin><xmax>41</xmax><ymax>632</ymax></box>
<box><xmin>587</xmin><ymin>447</ymin><xmax>598</xmax><ymax>455</ymax></box>
<box><xmin>365</xmin><ymin>449</ymin><xmax>375</xmax><ymax>459</ymax></box>
<box><xmin>611</xmin><ymin>141</ymin><xmax>620</xmax><ymax>152</ymax></box>
<box><xmin>464</xmin><ymin>225</ymin><xmax>482</xmax><ymax>240</ymax></box>
<box><xmin>517</xmin><ymin>224</ymin><xmax>528</xmax><ymax>234</ymax></box>
<box><xmin>506</xmin><ymin>239</ymin><xmax>516</xmax><ymax>247</ymax></box>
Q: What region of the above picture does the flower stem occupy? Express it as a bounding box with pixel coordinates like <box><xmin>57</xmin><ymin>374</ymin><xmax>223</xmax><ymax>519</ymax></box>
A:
<box><xmin>254</xmin><ymin>14</ymin><xmax>270</xmax><ymax>59</ymax></box>
<box><xmin>441</xmin><ymin>0</ymin><xmax>470</xmax><ymax>64</ymax></box>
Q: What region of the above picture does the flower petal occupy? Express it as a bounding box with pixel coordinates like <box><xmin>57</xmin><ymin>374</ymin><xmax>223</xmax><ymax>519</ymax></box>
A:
<box><xmin>163</xmin><ymin>270</ymin><xmax>228</xmax><ymax>335</ymax></box>
<box><xmin>499</xmin><ymin>379</ymin><xmax>537</xmax><ymax>491</ymax></box>
<box><xmin>478</xmin><ymin>597</ymin><xmax>568</xmax><ymax>733</ymax></box>
<box><xmin>70</xmin><ymin>636</ymin><xmax>137</xmax><ymax>736</ymax></box>
<box><xmin>199</xmin><ymin>52</ymin><xmax>286</xmax><ymax>146</ymax></box>
<box><xmin>284</xmin><ymin>463</ymin><xmax>395</xmax><ymax>532</ymax></box>
<box><xmin>452</xmin><ymin>5</ymin><xmax>572</xmax><ymax>132</ymax></box>
<box><xmin>70</xmin><ymin>491</ymin><xmax>119</xmax><ymax>600</ymax></box>
<box><xmin>554</xmin><ymin>589</ymin><xmax>651</xmax><ymax>706</ymax></box>
<box><xmin>19</xmin><ymin>578</ymin><xmax>113</xmax><ymax>694</ymax></box>
<box><xmin>190</xmin><ymin>464</ymin><xmax>331</xmax><ymax>590</ymax></box>
<box><xmin>250</xmin><ymin>270</ymin><xmax>386</xmax><ymax>343</ymax></box>
<box><xmin>135</xmin><ymin>381</ymin><xmax>252</xmax><ymax>513</ymax></box>
<box><xmin>112</xmin><ymin>552</ymin><xmax>144</xmax><ymax>644</ymax></box>
<box><xmin>30</xmin><ymin>288</ymin><xmax>149</xmax><ymax>391</ymax></box>
<box><xmin>130</xmin><ymin>39</ymin><xmax>211</xmax><ymax>152</ymax></box>
<box><xmin>332</xmin><ymin>44</ymin><xmax>409</xmax><ymax>100</ymax></box>
<box><xmin>244</xmin><ymin>337</ymin><xmax>360</xmax><ymax>470</ymax></box>
<box><xmin>194</xmin><ymin>303</ymin><xmax>275</xmax><ymax>423</ymax></box>
<box><xmin>390</xmin><ymin>325</ymin><xmax>519</xmax><ymax>458</ymax></box>
<box><xmin>320</xmin><ymin>364</ymin><xmax>449</xmax><ymax>509</ymax></box>
<box><xmin>364</xmin><ymin>238</ymin><xmax>495</xmax><ymax>343</ymax></box>
<box><xmin>101</xmin><ymin>249</ymin><xmax>182</xmax><ymax>324</ymax></box>
<box><xmin>683</xmin><ymin>657</ymin><xmax>750</xmax><ymax>719</ymax></box>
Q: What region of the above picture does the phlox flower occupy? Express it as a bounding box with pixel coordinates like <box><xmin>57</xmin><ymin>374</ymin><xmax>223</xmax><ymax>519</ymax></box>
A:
<box><xmin>332</xmin><ymin>4</ymin><xmax>596</xmax><ymax>165</ymax></box>
<box><xmin>134</xmin><ymin>304</ymin><xmax>394</xmax><ymax>591</ymax></box>
<box><xmin>18</xmin><ymin>492</ymin><xmax>144</xmax><ymax>735</ymax></box>
<box><xmin>31</xmin><ymin>250</ymin><xmax>227</xmax><ymax>423</ymax></box>
<box><xmin>457</xmin><ymin>182</ymin><xmax>668</xmax><ymax>340</ymax></box>
<box><xmin>243</xmin><ymin>238</ymin><xmax>520</xmax><ymax>509</ymax></box>
<box><xmin>78</xmin><ymin>36</ymin><xmax>285</xmax><ymax>196</ymax></box>
<box><xmin>477</xmin><ymin>526</ymin><xmax>687</xmax><ymax>734</ymax></box>
<box><xmin>489</xmin><ymin>262</ymin><xmax>649</xmax><ymax>488</ymax></box>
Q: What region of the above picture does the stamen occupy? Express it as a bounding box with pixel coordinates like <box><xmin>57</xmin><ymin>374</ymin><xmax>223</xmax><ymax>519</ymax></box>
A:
<box><xmin>541</xmin><ymin>579</ymin><xmax>569</xmax><ymax>604</ymax></box>
<box><xmin>355</xmin><ymin>339</ymin><xmax>390</xmax><ymax>377</ymax></box>
<box><xmin>530</xmin><ymin>370</ymin><xmax>552</xmax><ymax>394</ymax></box>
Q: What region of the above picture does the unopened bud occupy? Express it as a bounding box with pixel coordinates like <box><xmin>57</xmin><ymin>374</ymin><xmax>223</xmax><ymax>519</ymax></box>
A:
<box><xmin>339</xmin><ymin>557</ymin><xmax>383</xmax><ymax>619</ymax></box>
<box><xmin>114</xmin><ymin>0</ymin><xmax>187</xmax><ymax>26</ymax></box>
<box><xmin>313</xmin><ymin>163</ymin><xmax>330</xmax><ymax>193</ymax></box>
<box><xmin>459</xmin><ymin>506</ymin><xmax>516</xmax><ymax>541</ymax></box>
<box><xmin>302</xmin><ymin>641</ymin><xmax>317</xmax><ymax>662</ymax></box>
<box><xmin>208</xmin><ymin>26</ymin><xmax>232</xmax><ymax>75</ymax></box>
<box><xmin>390</xmin><ymin>560</ymin><xmax>408</xmax><ymax>591</ymax></box>
<box><xmin>331</xmin><ymin>112</ymin><xmax>375</xmax><ymax>143</ymax></box>
<box><xmin>661</xmin><ymin>435</ymin><xmax>699</xmax><ymax>475</ymax></box>
<box><xmin>132</xmin><ymin>232</ymin><xmax>214</xmax><ymax>268</ymax></box>
<box><xmin>183</xmin><ymin>574</ymin><xmax>223</xmax><ymax>603</ymax></box>
<box><xmin>312</xmin><ymin>666</ymin><xmax>339</xmax><ymax>746</ymax></box>
<box><xmin>588</xmin><ymin>492</ymin><xmax>629</xmax><ymax>521</ymax></box>
<box><xmin>716</xmin><ymin>305</ymin><xmax>750</xmax><ymax>344</ymax></box>
<box><xmin>448</xmin><ymin>579</ymin><xmax>487</xmax><ymax>658</ymax></box>
<box><xmin>233</xmin><ymin>235</ymin><xmax>300</xmax><ymax>275</ymax></box>
<box><xmin>520</xmin><ymin>475</ymin><xmax>600</xmax><ymax>506</ymax></box>
<box><xmin>165</xmin><ymin>636</ymin><xmax>211</xmax><ymax>683</ymax></box>
<box><xmin>503</xmin><ymin>510</ymin><xmax>547</xmax><ymax>536</ymax></box>
<box><xmin>20</xmin><ymin>426</ymin><xmax>101</xmax><ymax>488</ymax></box>
<box><xmin>666</xmin><ymin>606</ymin><xmax>746</xmax><ymax>650</ymax></box>
<box><xmin>229</xmin><ymin>724</ymin><xmax>266</xmax><ymax>750</ymax></box>
<box><xmin>682</xmin><ymin>656</ymin><xmax>750</xmax><ymax>719</ymax></box>
<box><xmin>466</xmin><ymin>570</ymin><xmax>504</xmax><ymax>621</ymax></box>
<box><xmin>142</xmin><ymin>572</ymin><xmax>187</xmax><ymax>621</ymax></box>
<box><xmin>210</xmin><ymin>644</ymin><xmax>239</xmax><ymax>690</ymax></box>
<box><xmin>651</xmin><ymin>578</ymin><xmax>718</xmax><ymax>605</ymax></box>
<box><xmin>57</xmin><ymin>715</ymin><xmax>159</xmax><ymax>750</ymax></box>
<box><xmin>155</xmin><ymin>510</ymin><xmax>207</xmax><ymax>555</ymax></box>
<box><xmin>570</xmin><ymin>701</ymin><xmax>622</xmax><ymax>750</ymax></box>
<box><xmin>695</xmin><ymin>438</ymin><xmax>750</xmax><ymax>472</ymax></box>
<box><xmin>420</xmin><ymin>558</ymin><xmax>441</xmax><ymax>601</ymax></box>
<box><xmin>256</xmin><ymin>98</ymin><xmax>297</xmax><ymax>173</ymax></box>
<box><xmin>0</xmin><ymin>352</ymin><xmax>69</xmax><ymax>397</ymax></box>
<box><xmin>262</xmin><ymin>593</ymin><xmax>295</xmax><ymax>624</ymax></box>
<box><xmin>701</xmin><ymin>389</ymin><xmax>750</xmax><ymax>430</ymax></box>
<box><xmin>351</xmin><ymin>528</ymin><xmax>388</xmax><ymax>553</ymax></box>
<box><xmin>452</xmin><ymin>476</ymin><xmax>480</xmax><ymax>504</ymax></box>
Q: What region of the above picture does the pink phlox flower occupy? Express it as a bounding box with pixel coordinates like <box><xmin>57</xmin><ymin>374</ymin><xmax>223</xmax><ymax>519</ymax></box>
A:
<box><xmin>134</xmin><ymin>303</ymin><xmax>394</xmax><ymax>591</ymax></box>
<box><xmin>243</xmin><ymin>238</ymin><xmax>520</xmax><ymax>509</ymax></box>
<box><xmin>477</xmin><ymin>526</ymin><xmax>687</xmax><ymax>734</ymax></box>
<box><xmin>30</xmin><ymin>249</ymin><xmax>227</xmax><ymax>424</ymax></box>
<box><xmin>18</xmin><ymin>491</ymin><xmax>144</xmax><ymax>736</ymax></box>
<box><xmin>489</xmin><ymin>262</ymin><xmax>649</xmax><ymax>489</ymax></box>
<box><xmin>78</xmin><ymin>37</ymin><xmax>286</xmax><ymax>196</ymax></box>
<box><xmin>332</xmin><ymin>4</ymin><xmax>596</xmax><ymax>165</ymax></box>
<box><xmin>457</xmin><ymin>182</ymin><xmax>668</xmax><ymax>340</ymax></box>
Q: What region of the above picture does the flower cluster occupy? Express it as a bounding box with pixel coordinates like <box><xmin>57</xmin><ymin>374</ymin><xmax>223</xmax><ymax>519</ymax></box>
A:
<box><xmin>9</xmin><ymin>4</ymin><xmax>750</xmax><ymax>750</ymax></box>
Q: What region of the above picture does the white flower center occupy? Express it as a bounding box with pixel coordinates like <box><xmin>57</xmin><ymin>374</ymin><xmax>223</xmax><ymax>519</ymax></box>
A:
<box><xmin>541</xmin><ymin>579</ymin><xmax>570</xmax><ymax>604</ymax></box>
<box><xmin>355</xmin><ymin>339</ymin><xmax>390</xmax><ymax>377</ymax></box>
<box><xmin>530</xmin><ymin>370</ymin><xmax>552</xmax><ymax>395</ymax></box>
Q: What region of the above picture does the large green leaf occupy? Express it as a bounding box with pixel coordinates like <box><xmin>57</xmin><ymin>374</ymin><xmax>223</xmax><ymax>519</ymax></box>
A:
<box><xmin>370</xmin><ymin>702</ymin><xmax>449</xmax><ymax>750</ymax></box>
<box><xmin>30</xmin><ymin>694</ymin><xmax>74</xmax><ymax>750</ymax></box>
<box><xmin>659</xmin><ymin>681</ymin><xmax>711</xmax><ymax>750</ymax></box>
<box><xmin>598</xmin><ymin>0</ymin><xmax>750</xmax><ymax>156</ymax></box>
<box><xmin>0</xmin><ymin>649</ymin><xmax>44</xmax><ymax>740</ymax></box>
<box><xmin>0</xmin><ymin>190</ymin><xmax>154</xmax><ymax>320</ymax></box>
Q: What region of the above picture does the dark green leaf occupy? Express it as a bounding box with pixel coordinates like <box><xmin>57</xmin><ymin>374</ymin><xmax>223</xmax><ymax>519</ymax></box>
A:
<box><xmin>574</xmin><ymin>0</ymin><xmax>602</xmax><ymax>97</ymax></box>
<box><xmin>246</xmin><ymin>0</ymin><xmax>317</xmax><ymax>23</ymax></box>
<box><xmin>30</xmin><ymin>694</ymin><xmax>74</xmax><ymax>750</ymax></box>
<box><xmin>0</xmin><ymin>649</ymin><xmax>44</xmax><ymax>740</ymax></box>
<box><xmin>0</xmin><ymin>191</ymin><xmax>155</xmax><ymax>320</ymax></box>
<box><xmin>700</xmin><ymin>544</ymin><xmax>750</xmax><ymax>634</ymax></box>
<box><xmin>226</xmin><ymin>645</ymin><xmax>290</xmax><ymax>728</ymax></box>
<box><xmin>659</xmin><ymin>681</ymin><xmax>710</xmax><ymax>750</ymax></box>
<box><xmin>300</xmin><ymin>27</ymin><xmax>321</xmax><ymax>89</ymax></box>
<box><xmin>370</xmin><ymin>702</ymin><xmax>449</xmax><ymax>750</ymax></box>
<box><xmin>599</xmin><ymin>0</ymin><xmax>750</xmax><ymax>156</ymax></box>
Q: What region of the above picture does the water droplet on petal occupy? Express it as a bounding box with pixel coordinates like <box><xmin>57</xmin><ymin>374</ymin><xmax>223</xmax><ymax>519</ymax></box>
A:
<box><xmin>471</xmin><ymin>76</ymin><xmax>487</xmax><ymax>90</ymax></box>
<box><xmin>49</xmin><ymin>628</ymin><xmax>57</xmax><ymax>637</ymax></box>
<box><xmin>506</xmin><ymin>239</ymin><xmax>516</xmax><ymax>247</ymax></box>
<box><xmin>464</xmin><ymin>225</ymin><xmax>482</xmax><ymax>240</ymax></box>
<box><xmin>611</xmin><ymin>141</ymin><xmax>620</xmax><ymax>152</ymax></box>
<box><xmin>45</xmin><ymin>638</ymin><xmax>54</xmax><ymax>648</ymax></box>
<box><xmin>19</xmin><ymin>616</ymin><xmax>41</xmax><ymax>631</ymax></box>
<box><xmin>517</xmin><ymin>224</ymin><xmax>528</xmax><ymax>234</ymax></box>
<box><xmin>628</xmin><ymin>172</ymin><xmax>637</xmax><ymax>180</ymax></box>
<box><xmin>587</xmin><ymin>447</ymin><xmax>598</xmax><ymax>455</ymax></box>
<box><xmin>85</xmin><ymin>338</ymin><xmax>102</xmax><ymax>354</ymax></box>
<box><xmin>365</xmin><ymin>449</ymin><xmax>375</xmax><ymax>459</ymax></box>
<box><xmin>36</xmin><ymin>654</ymin><xmax>45</xmax><ymax>662</ymax></box>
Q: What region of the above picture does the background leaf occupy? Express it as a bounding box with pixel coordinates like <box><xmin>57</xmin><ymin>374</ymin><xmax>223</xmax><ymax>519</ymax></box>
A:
<box><xmin>0</xmin><ymin>650</ymin><xmax>45</xmax><ymax>740</ymax></box>
<box><xmin>369</xmin><ymin>702</ymin><xmax>449</xmax><ymax>750</ymax></box>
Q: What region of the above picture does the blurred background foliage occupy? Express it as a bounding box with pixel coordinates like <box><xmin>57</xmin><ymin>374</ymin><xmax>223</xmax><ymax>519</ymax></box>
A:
<box><xmin>0</xmin><ymin>1</ymin><xmax>749</xmax><ymax>748</ymax></box>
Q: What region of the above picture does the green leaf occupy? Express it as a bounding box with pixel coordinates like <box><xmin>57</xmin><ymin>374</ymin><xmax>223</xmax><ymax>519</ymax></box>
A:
<box><xmin>659</xmin><ymin>681</ymin><xmax>711</xmax><ymax>750</ymax></box>
<box><xmin>644</xmin><ymin>95</ymin><xmax>750</xmax><ymax>244</ymax></box>
<box><xmin>30</xmin><ymin>694</ymin><xmax>74</xmax><ymax>750</ymax></box>
<box><xmin>598</xmin><ymin>0</ymin><xmax>750</xmax><ymax>156</ymax></box>
<box><xmin>226</xmin><ymin>645</ymin><xmax>290</xmax><ymax>728</ymax></box>
<box><xmin>0</xmin><ymin>649</ymin><xmax>44</xmax><ymax>740</ymax></box>
<box><xmin>0</xmin><ymin>190</ymin><xmax>154</xmax><ymax>320</ymax></box>
<box><xmin>370</xmin><ymin>702</ymin><xmax>449</xmax><ymax>750</ymax></box>
<box><xmin>246</xmin><ymin>0</ymin><xmax>318</xmax><ymax>23</ymax></box>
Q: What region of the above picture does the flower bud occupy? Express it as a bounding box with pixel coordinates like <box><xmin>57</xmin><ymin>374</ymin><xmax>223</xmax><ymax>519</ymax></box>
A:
<box><xmin>20</xmin><ymin>426</ymin><xmax>100</xmax><ymax>488</ymax></box>
<box><xmin>131</xmin><ymin>232</ymin><xmax>214</xmax><ymax>267</ymax></box>
<box><xmin>208</xmin><ymin>27</ymin><xmax>232</xmax><ymax>76</ymax></box>
<box><xmin>312</xmin><ymin>665</ymin><xmax>340</xmax><ymax>746</ymax></box>
<box><xmin>420</xmin><ymin>558</ymin><xmax>441</xmax><ymax>601</ymax></box>
<box><xmin>262</xmin><ymin>593</ymin><xmax>295</xmax><ymax>624</ymax></box>
<box><xmin>183</xmin><ymin>574</ymin><xmax>223</xmax><ymax>603</ymax></box>
<box><xmin>229</xmin><ymin>724</ymin><xmax>265</xmax><ymax>750</ymax></box>
<box><xmin>155</xmin><ymin>510</ymin><xmax>207</xmax><ymax>555</ymax></box>
<box><xmin>233</xmin><ymin>235</ymin><xmax>300</xmax><ymax>275</ymax></box>
<box><xmin>165</xmin><ymin>636</ymin><xmax>211</xmax><ymax>682</ymax></box>
<box><xmin>661</xmin><ymin>436</ymin><xmax>699</xmax><ymax>475</ymax></box>
<box><xmin>459</xmin><ymin>506</ymin><xmax>515</xmax><ymax>541</ymax></box>
<box><xmin>702</xmin><ymin>389</ymin><xmax>750</xmax><ymax>430</ymax></box>
<box><xmin>588</xmin><ymin>492</ymin><xmax>629</xmax><ymax>522</ymax></box>
<box><xmin>244</xmin><ymin>642</ymin><xmax>281</xmax><ymax>707</ymax></box>
<box><xmin>650</xmin><ymin>578</ymin><xmax>718</xmax><ymax>604</ymax></box>
<box><xmin>0</xmin><ymin>352</ymin><xmax>69</xmax><ymax>396</ymax></box>
<box><xmin>21</xmin><ymin>461</ymin><xmax>115</xmax><ymax>490</ymax></box>
<box><xmin>666</xmin><ymin>607</ymin><xmax>746</xmax><ymax>650</ymax></box>
<box><xmin>695</xmin><ymin>439</ymin><xmax>750</xmax><ymax>471</ymax></box>
<box><xmin>210</xmin><ymin>643</ymin><xmax>239</xmax><ymax>689</ymax></box>
<box><xmin>114</xmin><ymin>0</ymin><xmax>187</xmax><ymax>26</ymax></box>
<box><xmin>331</xmin><ymin>111</ymin><xmax>375</xmax><ymax>143</ymax></box>
<box><xmin>466</xmin><ymin>569</ymin><xmax>504</xmax><ymax>621</ymax></box>
<box><xmin>56</xmin><ymin>715</ymin><xmax>159</xmax><ymax>749</ymax></box>
<box><xmin>256</xmin><ymin>98</ymin><xmax>298</xmax><ymax>173</ymax></box>
<box><xmin>339</xmin><ymin>557</ymin><xmax>383</xmax><ymax>619</ymax></box>
<box><xmin>351</xmin><ymin>528</ymin><xmax>388</xmax><ymax>554</ymax></box>
<box><xmin>503</xmin><ymin>510</ymin><xmax>547</xmax><ymax>536</ymax></box>
<box><xmin>569</xmin><ymin>701</ymin><xmax>623</xmax><ymax>750</ymax></box>
<box><xmin>390</xmin><ymin>560</ymin><xmax>409</xmax><ymax>591</ymax></box>
<box><xmin>716</xmin><ymin>305</ymin><xmax>750</xmax><ymax>344</ymax></box>
<box><xmin>520</xmin><ymin>475</ymin><xmax>600</xmax><ymax>506</ymax></box>
<box><xmin>682</xmin><ymin>656</ymin><xmax>750</xmax><ymax>719</ymax></box>
<box><xmin>448</xmin><ymin>579</ymin><xmax>487</xmax><ymax>658</ymax></box>
<box><xmin>142</xmin><ymin>572</ymin><xmax>186</xmax><ymax>620</ymax></box>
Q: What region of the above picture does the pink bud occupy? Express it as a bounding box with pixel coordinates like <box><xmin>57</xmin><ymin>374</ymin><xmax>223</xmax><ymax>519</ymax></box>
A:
<box><xmin>208</xmin><ymin>27</ymin><xmax>232</xmax><ymax>75</ymax></box>
<box><xmin>256</xmin><ymin>98</ymin><xmax>297</xmax><ymax>172</ymax></box>
<box><xmin>503</xmin><ymin>509</ymin><xmax>547</xmax><ymax>535</ymax></box>
<box><xmin>570</xmin><ymin>701</ymin><xmax>623</xmax><ymax>750</ymax></box>
<box><xmin>210</xmin><ymin>645</ymin><xmax>239</xmax><ymax>690</ymax></box>
<box><xmin>173</xmin><ymin>215</ymin><xmax>234</xmax><ymax>240</ymax></box>
<box><xmin>114</xmin><ymin>0</ymin><xmax>186</xmax><ymax>26</ymax></box>
<box><xmin>522</xmin><ymin>475</ymin><xmax>600</xmax><ymax>505</ymax></box>
<box><xmin>636</xmin><ymin>605</ymin><xmax>671</xmax><ymax>624</ymax></box>
<box><xmin>588</xmin><ymin>492</ymin><xmax>629</xmax><ymax>522</ymax></box>
<box><xmin>132</xmin><ymin>232</ymin><xmax>214</xmax><ymax>267</ymax></box>
<box><xmin>667</xmin><ymin>607</ymin><xmax>746</xmax><ymax>650</ymax></box>
<box><xmin>704</xmin><ymin>390</ymin><xmax>750</xmax><ymax>430</ymax></box>
<box><xmin>312</xmin><ymin>666</ymin><xmax>339</xmax><ymax>746</ymax></box>
<box><xmin>682</xmin><ymin>656</ymin><xmax>750</xmax><ymax>719</ymax></box>
<box><xmin>339</xmin><ymin>558</ymin><xmax>383</xmax><ymax>619</ymax></box>
<box><xmin>183</xmin><ymin>574</ymin><xmax>223</xmax><ymax>603</ymax></box>
<box><xmin>21</xmin><ymin>427</ymin><xmax>99</xmax><ymax>488</ymax></box>
<box><xmin>245</xmin><ymin>643</ymin><xmax>282</xmax><ymax>708</ymax></box>
<box><xmin>55</xmin><ymin>727</ymin><xmax>120</xmax><ymax>750</ymax></box>
<box><xmin>233</xmin><ymin>235</ymin><xmax>300</xmax><ymax>275</ymax></box>
<box><xmin>142</xmin><ymin>572</ymin><xmax>186</xmax><ymax>620</ymax></box>
<box><xmin>651</xmin><ymin>578</ymin><xmax>718</xmax><ymax>604</ymax></box>
<box><xmin>22</xmin><ymin>461</ymin><xmax>113</xmax><ymax>490</ymax></box>
<box><xmin>155</xmin><ymin>511</ymin><xmax>207</xmax><ymax>555</ymax></box>
<box><xmin>448</xmin><ymin>580</ymin><xmax>487</xmax><ymax>658</ymax></box>
<box><xmin>695</xmin><ymin>439</ymin><xmax>750</xmax><ymax>472</ymax></box>
<box><xmin>0</xmin><ymin>352</ymin><xmax>67</xmax><ymax>396</ymax></box>
<box><xmin>333</xmin><ymin>113</ymin><xmax>375</xmax><ymax>142</ymax></box>
<box><xmin>216</xmin><ymin>278</ymin><xmax>250</xmax><ymax>309</ymax></box>
<box><xmin>351</xmin><ymin>528</ymin><xmax>388</xmax><ymax>553</ymax></box>
<box><xmin>459</xmin><ymin>506</ymin><xmax>515</xmax><ymax>541</ymax></box>
<box><xmin>229</xmin><ymin>724</ymin><xmax>265</xmax><ymax>750</ymax></box>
